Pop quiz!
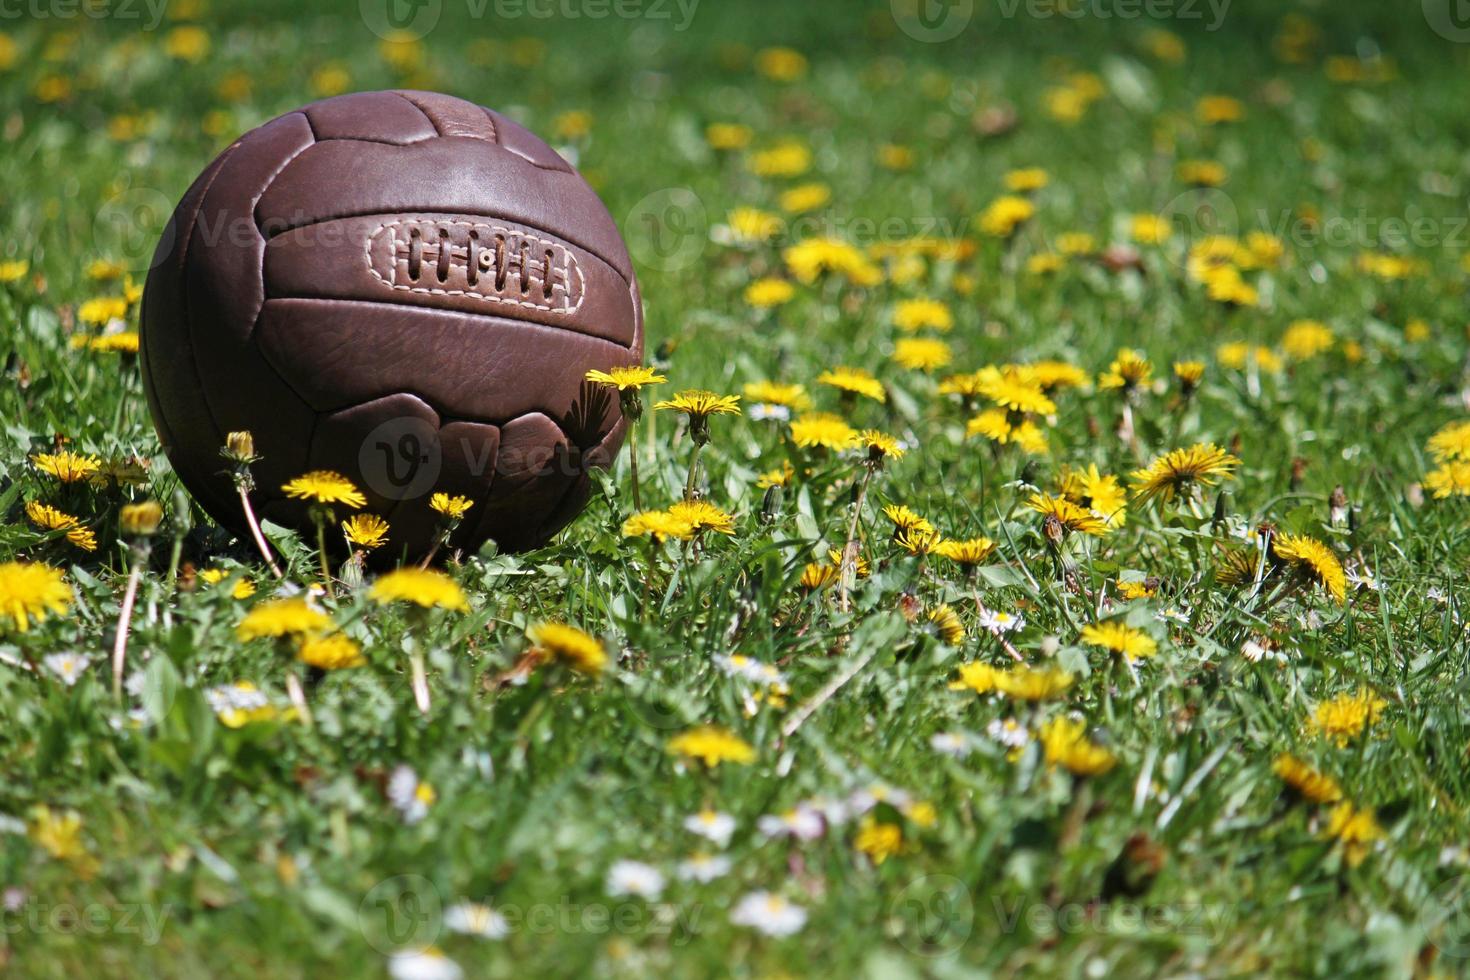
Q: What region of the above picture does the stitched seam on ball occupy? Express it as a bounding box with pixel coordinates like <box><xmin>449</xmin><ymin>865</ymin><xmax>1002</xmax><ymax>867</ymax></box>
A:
<box><xmin>393</xmin><ymin>91</ymin><xmax>441</xmax><ymax>138</ymax></box>
<box><xmin>365</xmin><ymin>218</ymin><xmax>588</xmax><ymax>315</ymax></box>
<box><xmin>479</xmin><ymin>106</ymin><xmax>500</xmax><ymax>144</ymax></box>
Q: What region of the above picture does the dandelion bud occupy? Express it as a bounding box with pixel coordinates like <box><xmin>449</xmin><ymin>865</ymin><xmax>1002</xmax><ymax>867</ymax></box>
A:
<box><xmin>760</xmin><ymin>484</ymin><xmax>783</xmax><ymax>524</ymax></box>
<box><xmin>619</xmin><ymin>388</ymin><xmax>644</xmax><ymax>422</ymax></box>
<box><xmin>222</xmin><ymin>430</ymin><xmax>258</xmax><ymax>464</ymax></box>
<box><xmin>120</xmin><ymin>500</ymin><xmax>163</xmax><ymax>537</ymax></box>
<box><xmin>1329</xmin><ymin>485</ymin><xmax>1348</xmax><ymax>525</ymax></box>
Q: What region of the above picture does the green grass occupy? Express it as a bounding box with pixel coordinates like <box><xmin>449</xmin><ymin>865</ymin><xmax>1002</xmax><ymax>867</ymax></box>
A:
<box><xmin>4</xmin><ymin>2</ymin><xmax>1470</xmax><ymax>977</ymax></box>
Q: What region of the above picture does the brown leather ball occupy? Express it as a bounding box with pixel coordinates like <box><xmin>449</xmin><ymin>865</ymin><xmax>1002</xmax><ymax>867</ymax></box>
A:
<box><xmin>141</xmin><ymin>91</ymin><xmax>643</xmax><ymax>560</ymax></box>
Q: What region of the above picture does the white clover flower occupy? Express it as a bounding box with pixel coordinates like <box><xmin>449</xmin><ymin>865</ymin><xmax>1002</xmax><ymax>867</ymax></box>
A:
<box><xmin>677</xmin><ymin>853</ymin><xmax>732</xmax><ymax>883</ymax></box>
<box><xmin>683</xmin><ymin>809</ymin><xmax>736</xmax><ymax>848</ymax></box>
<box><xmin>986</xmin><ymin>717</ymin><xmax>1029</xmax><ymax>749</ymax></box>
<box><xmin>606</xmin><ymin>859</ymin><xmax>664</xmax><ymax>900</ymax></box>
<box><xmin>748</xmin><ymin>403</ymin><xmax>792</xmax><ymax>423</ymax></box>
<box><xmin>730</xmin><ymin>891</ymin><xmax>807</xmax><ymax>937</ymax></box>
<box><xmin>443</xmin><ymin>902</ymin><xmax>509</xmax><ymax>939</ymax></box>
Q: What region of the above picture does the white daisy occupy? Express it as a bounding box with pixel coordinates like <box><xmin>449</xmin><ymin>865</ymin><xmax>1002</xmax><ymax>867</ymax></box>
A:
<box><xmin>677</xmin><ymin>853</ymin><xmax>732</xmax><ymax>883</ymax></box>
<box><xmin>985</xmin><ymin>717</ymin><xmax>1029</xmax><ymax>749</ymax></box>
<box><xmin>387</xmin><ymin>947</ymin><xmax>462</xmax><ymax>980</ymax></box>
<box><xmin>683</xmin><ymin>809</ymin><xmax>736</xmax><ymax>848</ymax></box>
<box><xmin>976</xmin><ymin>610</ymin><xmax>1024</xmax><ymax>633</ymax></box>
<box><xmin>757</xmin><ymin>805</ymin><xmax>825</xmax><ymax>841</ymax></box>
<box><xmin>929</xmin><ymin>732</ymin><xmax>971</xmax><ymax>757</ymax></box>
<box><xmin>847</xmin><ymin>783</ymin><xmax>911</xmax><ymax>816</ymax></box>
<box><xmin>606</xmin><ymin>859</ymin><xmax>664</xmax><ymax>899</ymax></box>
<box><xmin>43</xmin><ymin>652</ymin><xmax>91</xmax><ymax>687</ymax></box>
<box><xmin>443</xmin><ymin>902</ymin><xmax>509</xmax><ymax>939</ymax></box>
<box><xmin>730</xmin><ymin>891</ymin><xmax>807</xmax><ymax>937</ymax></box>
<box><xmin>387</xmin><ymin>766</ymin><xmax>435</xmax><ymax>825</ymax></box>
<box><xmin>748</xmin><ymin>403</ymin><xmax>792</xmax><ymax>423</ymax></box>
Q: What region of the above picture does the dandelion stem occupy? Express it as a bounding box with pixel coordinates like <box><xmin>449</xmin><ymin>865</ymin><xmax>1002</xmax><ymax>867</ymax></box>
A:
<box><xmin>409</xmin><ymin>647</ymin><xmax>431</xmax><ymax>715</ymax></box>
<box><xmin>683</xmin><ymin>442</ymin><xmax>704</xmax><ymax>500</ymax></box>
<box><xmin>627</xmin><ymin>422</ymin><xmax>643</xmax><ymax>512</ymax></box>
<box><xmin>314</xmin><ymin>514</ymin><xmax>332</xmax><ymax>597</ymax></box>
<box><xmin>285</xmin><ymin>669</ymin><xmax>314</xmax><ymax>729</ymax></box>
<box><xmin>837</xmin><ymin>466</ymin><xmax>873</xmax><ymax>613</ymax></box>
<box><xmin>238</xmin><ymin>485</ymin><xmax>283</xmax><ymax>579</ymax></box>
<box><xmin>111</xmin><ymin>559</ymin><xmax>143</xmax><ymax>702</ymax></box>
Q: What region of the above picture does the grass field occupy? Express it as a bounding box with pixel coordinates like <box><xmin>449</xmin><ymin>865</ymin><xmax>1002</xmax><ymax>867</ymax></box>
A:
<box><xmin>4</xmin><ymin>1</ymin><xmax>1470</xmax><ymax>976</ymax></box>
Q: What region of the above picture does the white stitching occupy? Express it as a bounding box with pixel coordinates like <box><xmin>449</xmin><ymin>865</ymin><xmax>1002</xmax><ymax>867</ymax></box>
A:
<box><xmin>366</xmin><ymin>218</ymin><xmax>586</xmax><ymax>315</ymax></box>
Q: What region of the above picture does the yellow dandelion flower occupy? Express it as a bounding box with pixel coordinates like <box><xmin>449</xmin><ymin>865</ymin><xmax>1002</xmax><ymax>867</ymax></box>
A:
<box><xmin>1173</xmin><ymin>361</ymin><xmax>1206</xmax><ymax>389</ymax></box>
<box><xmin>77</xmin><ymin>297</ymin><xmax>128</xmax><ymax>325</ymax></box>
<box><xmin>1427</xmin><ymin>420</ymin><xmax>1470</xmax><ymax>463</ymax></box>
<box><xmin>584</xmin><ymin>365</ymin><xmax>667</xmax><ymax>391</ymax></box>
<box><xmin>748</xmin><ymin>140</ymin><xmax>811</xmax><ymax>177</ymax></box>
<box><xmin>1026</xmin><ymin>253</ymin><xmax>1063</xmax><ymax>276</ymax></box>
<box><xmin>1178</xmin><ymin>159</ymin><xmax>1227</xmax><ymax>186</ymax></box>
<box><xmin>1425</xmin><ymin>461</ymin><xmax>1470</xmax><ymax>499</ymax></box>
<box><xmin>429</xmin><ymin>493</ymin><xmax>474</xmax><ymax>519</ymax></box>
<box><xmin>877</xmin><ymin>143</ymin><xmax>915</xmax><ymax>170</ymax></box>
<box><xmin>816</xmin><ymin>366</ymin><xmax>886</xmax><ymax>403</ymax></box>
<box><xmin>789</xmin><ymin>412</ymin><xmax>859</xmax><ymax>451</ymax></box>
<box><xmin>1027</xmin><ymin>493</ymin><xmax>1109</xmax><ymax>537</ymax></box>
<box><xmin>978</xmin><ymin>368</ymin><xmax>1056</xmax><ymax>414</ymax></box>
<box><xmin>1196</xmin><ymin>95</ymin><xmax>1245</xmax><ymax>124</ymax></box>
<box><xmin>368</xmin><ymin>568</ymin><xmax>469</xmax><ymax>612</ymax></box>
<box><xmin>1273</xmin><ymin>754</ymin><xmax>1342</xmax><ymax>804</ymax></box>
<box><xmin>1282</xmin><ymin>320</ymin><xmax>1335</xmax><ymax>360</ymax></box>
<box><xmin>800</xmin><ymin>562</ymin><xmax>840</xmax><ymax>590</ymax></box>
<box><xmin>1130</xmin><ymin>214</ymin><xmax>1172</xmax><ymax>245</ymax></box>
<box><xmin>1130</xmin><ymin>443</ymin><xmax>1241</xmax><ymax>505</ymax></box>
<box><xmin>892</xmin><ymin>298</ymin><xmax>954</xmax><ymax>333</ymax></box>
<box><xmin>0</xmin><ymin>259</ymin><xmax>31</xmax><ymax>283</ymax></box>
<box><xmin>779</xmin><ymin>182</ymin><xmax>831</xmax><ymax>214</ymax></box>
<box><xmin>237</xmin><ymin>598</ymin><xmax>332</xmax><ymax>640</ymax></box>
<box><xmin>622</xmin><ymin>509</ymin><xmax>697</xmax><ymax>542</ymax></box>
<box><xmin>0</xmin><ymin>562</ymin><xmax>72</xmax><ymax>633</ymax></box>
<box><xmin>856</xmin><ymin>429</ymin><xmax>905</xmax><ymax>460</ymax></box>
<box><xmin>1309</xmin><ymin>689</ymin><xmax>1387</xmax><ymax>746</ymax></box>
<box><xmin>967</xmin><ymin>410</ymin><xmax>1050</xmax><ymax>454</ymax></box>
<box><xmin>1029</xmin><ymin>360</ymin><xmax>1090</xmax><ymax>391</ymax></box>
<box><xmin>297</xmin><ymin>632</ymin><xmax>365</xmax><ymax>670</ymax></box>
<box><xmin>1003</xmin><ymin>167</ymin><xmax>1049</xmax><ymax>192</ymax></box>
<box><xmin>757</xmin><ymin>462</ymin><xmax>796</xmax><ymax>489</ymax></box>
<box><xmin>1217</xmin><ymin>342</ymin><xmax>1283</xmax><ymax>373</ymax></box>
<box><xmin>24</xmin><ymin>501</ymin><xmax>97</xmax><ymax>552</ymax></box>
<box><xmin>1325</xmin><ymin>802</ymin><xmax>1382</xmax><ymax>867</ymax></box>
<box><xmin>1059</xmin><ymin>464</ymin><xmax>1128</xmax><ymax>529</ymax></box>
<box><xmin>281</xmin><ymin>471</ymin><xmax>366</xmax><ymax>509</ymax></box>
<box><xmin>1079</xmin><ymin>621</ymin><xmax>1158</xmax><ymax>661</ymax></box>
<box><xmin>1040</xmin><ymin>716</ymin><xmax>1116</xmax><ymax>776</ymax></box>
<box><xmin>743</xmin><ymin>380</ymin><xmax>811</xmax><ymax>411</ymax></box>
<box><xmin>84</xmin><ymin>332</ymin><xmax>140</xmax><ymax>354</ymax></box>
<box><xmin>783</xmin><ymin>237</ymin><xmax>881</xmax><ymax>286</ymax></box>
<box><xmin>1271</xmin><ymin>533</ymin><xmax>1346</xmax><ymax>603</ymax></box>
<box><xmin>1098</xmin><ymin>349</ymin><xmax>1153</xmax><ymax>391</ymax></box>
<box><xmin>529</xmin><ymin>621</ymin><xmax>607</xmax><ymax>675</ymax></box>
<box><xmin>727</xmin><ymin>206</ymin><xmax>785</xmax><ymax>243</ymax></box>
<box><xmin>892</xmin><ymin>337</ymin><xmax>952</xmax><ymax>372</ymax></box>
<box><xmin>927</xmin><ymin>605</ymin><xmax>964</xmax><ymax>644</ymax></box>
<box><xmin>895</xmin><ymin>528</ymin><xmax>944</xmax><ymax>555</ymax></box>
<box><xmin>706</xmin><ymin>122</ymin><xmax>754</xmax><ymax>150</ymax></box>
<box><xmin>854</xmin><ymin>816</ymin><xmax>904</xmax><ymax>865</ymax></box>
<box><xmin>342</xmin><ymin>513</ymin><xmax>390</xmax><ymax>550</ymax></box>
<box><xmin>978</xmin><ymin>195</ymin><xmax>1035</xmax><ymax>238</ymax></box>
<box><xmin>667</xmin><ymin>726</ymin><xmax>756</xmax><ymax>767</ymax></box>
<box><xmin>754</xmin><ymin>46</ymin><xmax>807</xmax><ymax>82</ymax></box>
<box><xmin>882</xmin><ymin>505</ymin><xmax>934</xmax><ymax>536</ymax></box>
<box><xmin>744</xmin><ymin>278</ymin><xmax>796</xmax><ymax>308</ymax></box>
<box><xmin>934</xmin><ymin>537</ymin><xmax>996</xmax><ymax>565</ymax></box>
<box><xmin>1056</xmin><ymin>231</ymin><xmax>1096</xmax><ymax>256</ymax></box>
<box><xmin>654</xmin><ymin>390</ymin><xmax>742</xmax><ymax>420</ymax></box>
<box><xmin>668</xmin><ymin>500</ymin><xmax>736</xmax><ymax>536</ymax></box>
<box><xmin>31</xmin><ymin>450</ymin><xmax>101</xmax><ymax>483</ymax></box>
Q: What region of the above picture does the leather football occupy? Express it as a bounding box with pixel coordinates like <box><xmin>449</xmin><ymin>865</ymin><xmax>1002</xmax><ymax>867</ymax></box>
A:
<box><xmin>140</xmin><ymin>90</ymin><xmax>643</xmax><ymax>559</ymax></box>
